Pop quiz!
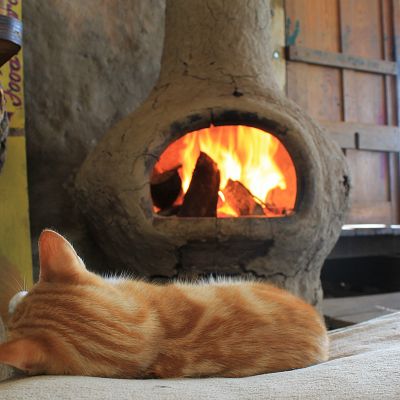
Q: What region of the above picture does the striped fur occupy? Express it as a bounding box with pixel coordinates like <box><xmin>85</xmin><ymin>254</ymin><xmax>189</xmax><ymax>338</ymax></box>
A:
<box><xmin>0</xmin><ymin>230</ymin><xmax>328</xmax><ymax>378</ymax></box>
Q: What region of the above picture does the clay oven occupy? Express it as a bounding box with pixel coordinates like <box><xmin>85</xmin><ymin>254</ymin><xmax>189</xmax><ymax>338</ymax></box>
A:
<box><xmin>75</xmin><ymin>0</ymin><xmax>350</xmax><ymax>306</ymax></box>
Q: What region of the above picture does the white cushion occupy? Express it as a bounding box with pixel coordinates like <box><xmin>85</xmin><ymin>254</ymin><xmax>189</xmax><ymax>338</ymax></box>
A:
<box><xmin>1</xmin><ymin>312</ymin><xmax>399</xmax><ymax>400</ymax></box>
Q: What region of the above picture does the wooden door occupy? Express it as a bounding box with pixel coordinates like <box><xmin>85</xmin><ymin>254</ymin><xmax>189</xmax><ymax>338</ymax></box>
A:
<box><xmin>284</xmin><ymin>0</ymin><xmax>400</xmax><ymax>225</ymax></box>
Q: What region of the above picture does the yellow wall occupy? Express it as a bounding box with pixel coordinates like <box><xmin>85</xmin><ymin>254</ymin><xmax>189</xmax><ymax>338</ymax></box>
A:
<box><xmin>0</xmin><ymin>0</ymin><xmax>32</xmax><ymax>317</ymax></box>
<box><xmin>0</xmin><ymin>136</ymin><xmax>32</xmax><ymax>286</ymax></box>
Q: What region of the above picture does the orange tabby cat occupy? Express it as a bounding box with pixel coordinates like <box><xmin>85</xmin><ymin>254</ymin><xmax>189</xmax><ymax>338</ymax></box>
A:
<box><xmin>0</xmin><ymin>230</ymin><xmax>328</xmax><ymax>378</ymax></box>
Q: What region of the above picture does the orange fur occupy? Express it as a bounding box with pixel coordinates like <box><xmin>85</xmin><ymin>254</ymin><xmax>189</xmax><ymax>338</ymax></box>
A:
<box><xmin>0</xmin><ymin>230</ymin><xmax>328</xmax><ymax>378</ymax></box>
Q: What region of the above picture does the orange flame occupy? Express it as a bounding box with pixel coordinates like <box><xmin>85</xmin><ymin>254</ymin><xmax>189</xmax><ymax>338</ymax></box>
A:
<box><xmin>153</xmin><ymin>125</ymin><xmax>296</xmax><ymax>217</ymax></box>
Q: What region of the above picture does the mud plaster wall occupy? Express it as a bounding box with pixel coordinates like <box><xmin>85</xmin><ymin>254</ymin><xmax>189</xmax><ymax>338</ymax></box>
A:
<box><xmin>24</xmin><ymin>0</ymin><xmax>165</xmax><ymax>278</ymax></box>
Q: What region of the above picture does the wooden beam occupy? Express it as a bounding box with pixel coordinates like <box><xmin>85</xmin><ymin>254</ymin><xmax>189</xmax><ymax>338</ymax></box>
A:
<box><xmin>286</xmin><ymin>45</ymin><xmax>397</xmax><ymax>75</ymax></box>
<box><xmin>394</xmin><ymin>0</ymin><xmax>400</xmax><ymax>123</ymax></box>
<box><xmin>320</xmin><ymin>121</ymin><xmax>400</xmax><ymax>152</ymax></box>
<box><xmin>346</xmin><ymin>201</ymin><xmax>392</xmax><ymax>225</ymax></box>
<box><xmin>382</xmin><ymin>0</ymin><xmax>400</xmax><ymax>224</ymax></box>
<box><xmin>392</xmin><ymin>0</ymin><xmax>400</xmax><ymax>224</ymax></box>
<box><xmin>389</xmin><ymin>152</ymin><xmax>400</xmax><ymax>223</ymax></box>
<box><xmin>381</xmin><ymin>0</ymin><xmax>395</xmax><ymax>126</ymax></box>
<box><xmin>320</xmin><ymin>121</ymin><xmax>355</xmax><ymax>149</ymax></box>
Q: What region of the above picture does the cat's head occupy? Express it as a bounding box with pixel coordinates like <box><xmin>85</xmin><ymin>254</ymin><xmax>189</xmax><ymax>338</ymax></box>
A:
<box><xmin>0</xmin><ymin>230</ymin><xmax>116</xmax><ymax>376</ymax></box>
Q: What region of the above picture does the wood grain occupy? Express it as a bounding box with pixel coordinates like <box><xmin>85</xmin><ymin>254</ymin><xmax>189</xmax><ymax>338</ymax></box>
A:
<box><xmin>391</xmin><ymin>0</ymin><xmax>400</xmax><ymax>222</ymax></box>
<box><xmin>345</xmin><ymin>201</ymin><xmax>392</xmax><ymax>224</ymax></box>
<box><xmin>339</xmin><ymin>0</ymin><xmax>392</xmax><ymax>224</ymax></box>
<box><xmin>320</xmin><ymin>121</ymin><xmax>400</xmax><ymax>151</ymax></box>
<box><xmin>383</xmin><ymin>0</ymin><xmax>400</xmax><ymax>223</ymax></box>
<box><xmin>394</xmin><ymin>0</ymin><xmax>400</xmax><ymax>123</ymax></box>
<box><xmin>382</xmin><ymin>0</ymin><xmax>396</xmax><ymax>126</ymax></box>
<box><xmin>287</xmin><ymin>45</ymin><xmax>397</xmax><ymax>75</ymax></box>
<box><xmin>285</xmin><ymin>0</ymin><xmax>399</xmax><ymax>224</ymax></box>
<box><xmin>286</xmin><ymin>0</ymin><xmax>343</xmax><ymax>122</ymax></box>
<box><xmin>345</xmin><ymin>149</ymin><xmax>390</xmax><ymax>204</ymax></box>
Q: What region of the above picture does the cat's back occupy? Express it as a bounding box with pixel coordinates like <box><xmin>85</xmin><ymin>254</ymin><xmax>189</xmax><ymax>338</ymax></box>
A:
<box><xmin>149</xmin><ymin>279</ymin><xmax>328</xmax><ymax>377</ymax></box>
<box><xmin>171</xmin><ymin>278</ymin><xmax>321</xmax><ymax>323</ymax></box>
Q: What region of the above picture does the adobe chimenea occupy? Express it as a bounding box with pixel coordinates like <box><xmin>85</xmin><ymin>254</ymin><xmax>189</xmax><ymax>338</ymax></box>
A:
<box><xmin>75</xmin><ymin>0</ymin><xmax>350</xmax><ymax>306</ymax></box>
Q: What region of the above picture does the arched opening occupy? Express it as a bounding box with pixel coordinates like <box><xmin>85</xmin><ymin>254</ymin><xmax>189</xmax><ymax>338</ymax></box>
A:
<box><xmin>151</xmin><ymin>125</ymin><xmax>297</xmax><ymax>217</ymax></box>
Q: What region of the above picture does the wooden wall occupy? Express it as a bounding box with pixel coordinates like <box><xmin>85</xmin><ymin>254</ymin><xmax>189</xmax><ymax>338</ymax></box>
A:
<box><xmin>284</xmin><ymin>0</ymin><xmax>400</xmax><ymax>225</ymax></box>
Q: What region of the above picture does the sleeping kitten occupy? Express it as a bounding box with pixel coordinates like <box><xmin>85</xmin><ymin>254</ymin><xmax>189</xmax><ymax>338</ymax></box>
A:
<box><xmin>0</xmin><ymin>230</ymin><xmax>328</xmax><ymax>378</ymax></box>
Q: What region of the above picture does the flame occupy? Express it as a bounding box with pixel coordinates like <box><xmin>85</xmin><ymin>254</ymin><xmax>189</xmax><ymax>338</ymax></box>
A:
<box><xmin>154</xmin><ymin>125</ymin><xmax>296</xmax><ymax>217</ymax></box>
<box><xmin>217</xmin><ymin>191</ymin><xmax>239</xmax><ymax>217</ymax></box>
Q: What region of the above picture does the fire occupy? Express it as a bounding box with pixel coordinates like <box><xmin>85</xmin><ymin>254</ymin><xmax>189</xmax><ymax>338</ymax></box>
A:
<box><xmin>153</xmin><ymin>125</ymin><xmax>296</xmax><ymax>217</ymax></box>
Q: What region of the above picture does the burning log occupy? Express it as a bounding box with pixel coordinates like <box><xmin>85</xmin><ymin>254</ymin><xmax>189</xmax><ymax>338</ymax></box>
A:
<box><xmin>178</xmin><ymin>152</ymin><xmax>220</xmax><ymax>217</ymax></box>
<box><xmin>222</xmin><ymin>179</ymin><xmax>264</xmax><ymax>216</ymax></box>
<box><xmin>150</xmin><ymin>167</ymin><xmax>182</xmax><ymax>210</ymax></box>
<box><xmin>263</xmin><ymin>205</ymin><xmax>289</xmax><ymax>217</ymax></box>
<box><xmin>157</xmin><ymin>205</ymin><xmax>182</xmax><ymax>216</ymax></box>
<box><xmin>265</xmin><ymin>186</ymin><xmax>293</xmax><ymax>217</ymax></box>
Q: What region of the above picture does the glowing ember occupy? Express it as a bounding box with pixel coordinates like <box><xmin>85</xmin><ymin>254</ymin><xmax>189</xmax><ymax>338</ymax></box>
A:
<box><xmin>152</xmin><ymin>125</ymin><xmax>296</xmax><ymax>217</ymax></box>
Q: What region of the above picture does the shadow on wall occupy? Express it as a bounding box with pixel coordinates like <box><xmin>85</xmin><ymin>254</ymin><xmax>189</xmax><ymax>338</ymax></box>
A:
<box><xmin>23</xmin><ymin>0</ymin><xmax>166</xmax><ymax>278</ymax></box>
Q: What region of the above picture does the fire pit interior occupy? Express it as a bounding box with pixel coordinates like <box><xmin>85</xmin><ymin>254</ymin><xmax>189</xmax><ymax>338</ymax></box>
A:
<box><xmin>75</xmin><ymin>0</ymin><xmax>350</xmax><ymax>307</ymax></box>
<box><xmin>151</xmin><ymin>124</ymin><xmax>297</xmax><ymax>218</ymax></box>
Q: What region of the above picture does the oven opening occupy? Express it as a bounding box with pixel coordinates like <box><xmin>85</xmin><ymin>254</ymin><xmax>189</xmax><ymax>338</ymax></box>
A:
<box><xmin>151</xmin><ymin>125</ymin><xmax>297</xmax><ymax>218</ymax></box>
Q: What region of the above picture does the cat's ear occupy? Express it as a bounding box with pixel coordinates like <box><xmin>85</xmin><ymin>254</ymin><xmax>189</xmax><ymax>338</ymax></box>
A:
<box><xmin>0</xmin><ymin>338</ymin><xmax>46</xmax><ymax>372</ymax></box>
<box><xmin>38</xmin><ymin>229</ymin><xmax>88</xmax><ymax>284</ymax></box>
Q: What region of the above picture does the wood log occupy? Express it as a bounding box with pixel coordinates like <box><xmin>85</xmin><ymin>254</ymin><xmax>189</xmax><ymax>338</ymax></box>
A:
<box><xmin>222</xmin><ymin>179</ymin><xmax>264</xmax><ymax>216</ymax></box>
<box><xmin>263</xmin><ymin>204</ymin><xmax>288</xmax><ymax>217</ymax></box>
<box><xmin>265</xmin><ymin>187</ymin><xmax>293</xmax><ymax>217</ymax></box>
<box><xmin>157</xmin><ymin>205</ymin><xmax>181</xmax><ymax>217</ymax></box>
<box><xmin>178</xmin><ymin>152</ymin><xmax>220</xmax><ymax>217</ymax></box>
<box><xmin>150</xmin><ymin>167</ymin><xmax>182</xmax><ymax>210</ymax></box>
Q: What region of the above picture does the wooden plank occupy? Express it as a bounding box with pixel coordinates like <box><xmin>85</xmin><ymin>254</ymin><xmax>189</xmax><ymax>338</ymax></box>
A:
<box><xmin>382</xmin><ymin>0</ymin><xmax>400</xmax><ymax>224</ymax></box>
<box><xmin>346</xmin><ymin>148</ymin><xmax>390</xmax><ymax>222</ymax></box>
<box><xmin>393</xmin><ymin>0</ymin><xmax>400</xmax><ymax>224</ymax></box>
<box><xmin>323</xmin><ymin>292</ymin><xmax>400</xmax><ymax>324</ymax></box>
<box><xmin>346</xmin><ymin>201</ymin><xmax>392</xmax><ymax>224</ymax></box>
<box><xmin>285</xmin><ymin>0</ymin><xmax>343</xmax><ymax>122</ymax></box>
<box><xmin>340</xmin><ymin>0</ymin><xmax>386</xmax><ymax>124</ymax></box>
<box><xmin>381</xmin><ymin>0</ymin><xmax>396</xmax><ymax>125</ymax></box>
<box><xmin>358</xmin><ymin>129</ymin><xmax>400</xmax><ymax>151</ymax></box>
<box><xmin>320</xmin><ymin>121</ymin><xmax>400</xmax><ymax>151</ymax></box>
<box><xmin>394</xmin><ymin>0</ymin><xmax>400</xmax><ymax>123</ymax></box>
<box><xmin>287</xmin><ymin>45</ymin><xmax>397</xmax><ymax>75</ymax></box>
<box><xmin>270</xmin><ymin>0</ymin><xmax>286</xmax><ymax>92</ymax></box>
<box><xmin>319</xmin><ymin>120</ymin><xmax>356</xmax><ymax>149</ymax></box>
<box><xmin>286</xmin><ymin>0</ymin><xmax>398</xmax><ymax>224</ymax></box>
<box><xmin>342</xmin><ymin>70</ymin><xmax>386</xmax><ymax>125</ymax></box>
<box><xmin>389</xmin><ymin>153</ymin><xmax>400</xmax><ymax>223</ymax></box>
<box><xmin>340</xmin><ymin>0</ymin><xmax>391</xmax><ymax>224</ymax></box>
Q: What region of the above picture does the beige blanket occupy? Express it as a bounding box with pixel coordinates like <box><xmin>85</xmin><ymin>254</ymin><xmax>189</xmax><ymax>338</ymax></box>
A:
<box><xmin>1</xmin><ymin>312</ymin><xmax>399</xmax><ymax>400</ymax></box>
